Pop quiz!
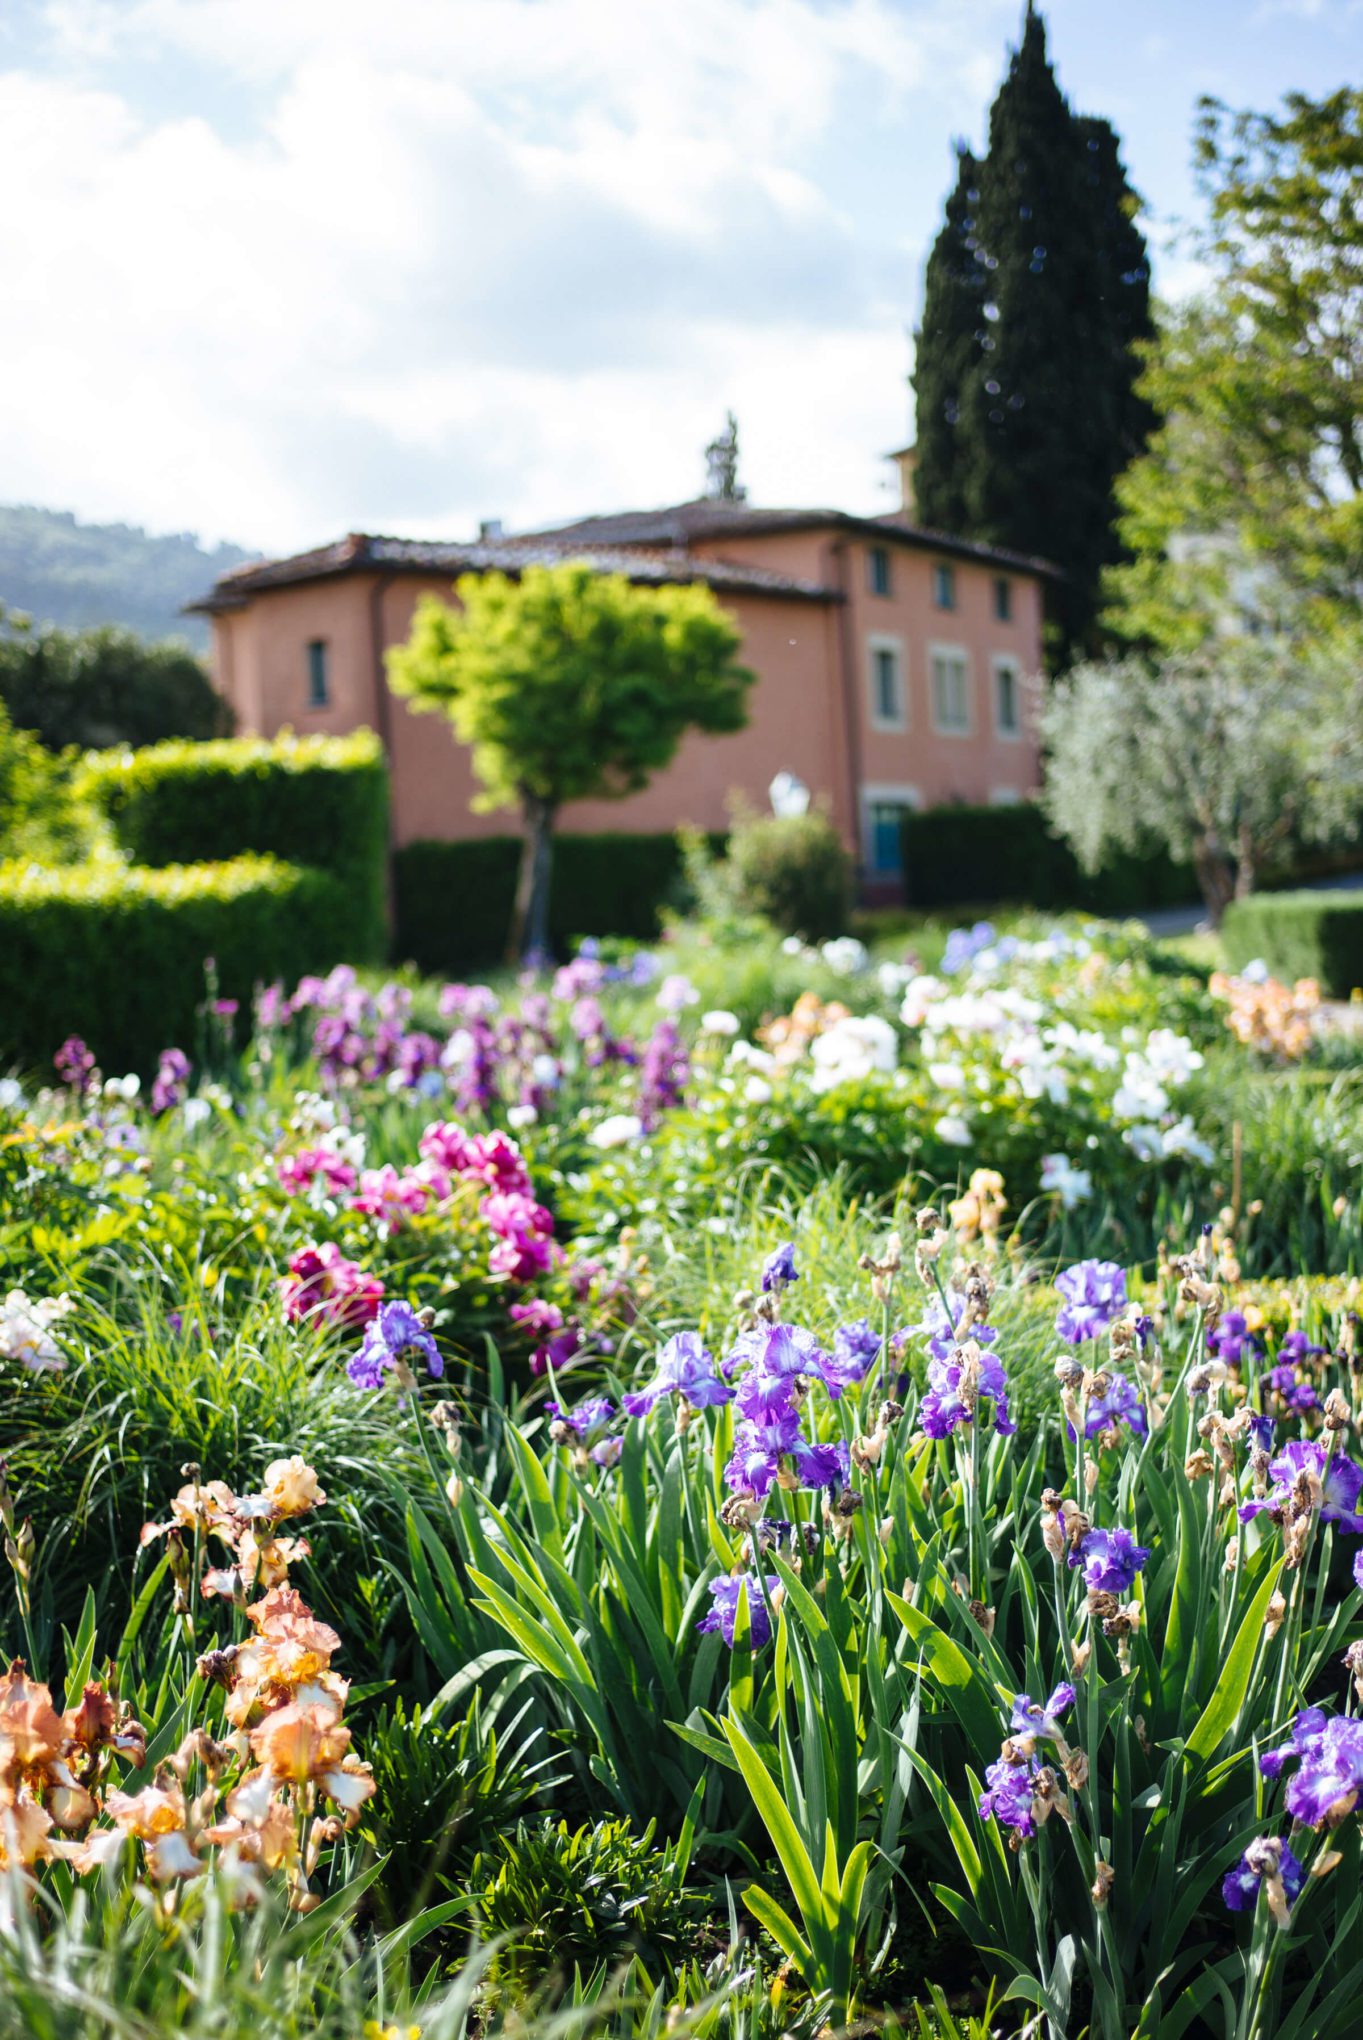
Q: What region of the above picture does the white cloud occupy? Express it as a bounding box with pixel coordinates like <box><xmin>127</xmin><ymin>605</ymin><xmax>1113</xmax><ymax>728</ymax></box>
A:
<box><xmin>0</xmin><ymin>0</ymin><xmax>1031</xmax><ymax>551</ymax></box>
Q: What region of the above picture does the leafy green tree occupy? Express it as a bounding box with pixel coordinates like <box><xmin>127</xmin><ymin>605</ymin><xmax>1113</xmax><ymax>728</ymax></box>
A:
<box><xmin>387</xmin><ymin>564</ymin><xmax>754</xmax><ymax>958</ymax></box>
<box><xmin>0</xmin><ymin>608</ymin><xmax>231</xmax><ymax>751</ymax></box>
<box><xmin>1039</xmin><ymin>636</ymin><xmax>1363</xmax><ymax>923</ymax></box>
<box><xmin>1105</xmin><ymin>89</ymin><xmax>1363</xmax><ymax>649</ymax></box>
<box><xmin>912</xmin><ymin>5</ymin><xmax>1153</xmax><ymax>658</ymax></box>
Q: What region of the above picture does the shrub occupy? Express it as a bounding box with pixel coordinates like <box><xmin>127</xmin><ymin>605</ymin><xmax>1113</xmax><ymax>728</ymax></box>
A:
<box><xmin>900</xmin><ymin>800</ymin><xmax>1192</xmax><ymax>913</ymax></box>
<box><xmin>392</xmin><ymin>830</ymin><xmax>714</xmax><ymax>970</ymax></box>
<box><xmin>0</xmin><ymin>855</ymin><xmax>352</xmax><ymax>1072</ymax></box>
<box><xmin>0</xmin><ymin>702</ymin><xmax>88</xmax><ymax>863</ymax></box>
<box><xmin>1222</xmin><ymin>888</ymin><xmax>1363</xmax><ymax>997</ymax></box>
<box><xmin>0</xmin><ymin>616</ymin><xmax>231</xmax><ymax>750</ymax></box>
<box><xmin>79</xmin><ymin>730</ymin><xmax>389</xmax><ymax>957</ymax></box>
<box><xmin>725</xmin><ymin>806</ymin><xmax>853</xmax><ymax>938</ymax></box>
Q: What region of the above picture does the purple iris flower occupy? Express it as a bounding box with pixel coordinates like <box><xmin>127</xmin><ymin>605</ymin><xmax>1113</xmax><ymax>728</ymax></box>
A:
<box><xmin>1009</xmin><ymin>1684</ymin><xmax>1075</xmax><ymax>1744</ymax></box>
<box><xmin>920</xmin><ymin>1347</ymin><xmax>1015</xmax><ymax>1439</ymax></box>
<box><xmin>1054</xmin><ymin>1260</ymin><xmax>1128</xmax><ymax>1345</ymax></box>
<box><xmin>546</xmin><ymin>1397</ymin><xmax>620</xmax><ymax>1466</ymax></box>
<box><xmin>347</xmin><ymin>1300</ymin><xmax>442</xmax><ymax>1389</ymax></box>
<box><xmin>789</xmin><ymin>1435</ymin><xmax>850</xmax><ymax>1490</ymax></box>
<box><xmin>1071</xmin><ymin>1526</ymin><xmax>1150</xmax><ymax>1593</ymax></box>
<box><xmin>1354</xmin><ymin>1547</ymin><xmax>1363</xmax><ymax>1591</ymax></box>
<box><xmin>1207</xmin><ymin>1311</ymin><xmax>1259</xmax><ymax>1367</ymax></box>
<box><xmin>546</xmin><ymin>1396</ymin><xmax>615</xmax><ymax>1437</ymax></box>
<box><xmin>820</xmin><ymin>1319</ymin><xmax>882</xmax><ymax>1398</ymax></box>
<box><xmin>1073</xmin><ymin>1370</ymin><xmax>1147</xmax><ymax>1440</ymax></box>
<box><xmin>1223</xmin><ymin>1839</ymin><xmax>1305</xmax><ymax>1913</ymax></box>
<box><xmin>1238</xmin><ymin>1440</ymin><xmax>1363</xmax><ymax>1534</ymax></box>
<box><xmin>761</xmin><ymin>1241</ymin><xmax>799</xmax><ymax>1293</ymax></box>
<box><xmin>1261</xmin><ymin>1708</ymin><xmax>1363</xmax><ymax>1827</ymax></box>
<box><xmin>725</xmin><ymin>1322</ymin><xmax>826</xmax><ymax>1384</ymax></box>
<box><xmin>1266</xmin><ymin>1363</ymin><xmax>1320</xmax><ymax>1412</ymax></box>
<box><xmin>1278</xmin><ymin>1330</ymin><xmax>1327</xmax><ymax>1366</ymax></box>
<box><xmin>898</xmin><ymin>1294</ymin><xmax>1000</xmax><ymax>1366</ymax></box>
<box><xmin>622</xmin><ymin>1332</ymin><xmax>732</xmax><ymax>1417</ymax></box>
<box><xmin>725</xmin><ymin>1407</ymin><xmax>805</xmax><ymax>1498</ymax></box>
<box><xmin>696</xmin><ymin>1574</ymin><xmax>779</xmax><ymax>1649</ymax></box>
<box><xmin>1248</xmin><ymin>1414</ymin><xmax>1276</xmax><ymax>1453</ymax></box>
<box><xmin>978</xmin><ymin>1755</ymin><xmax>1037</xmax><ymax>1838</ymax></box>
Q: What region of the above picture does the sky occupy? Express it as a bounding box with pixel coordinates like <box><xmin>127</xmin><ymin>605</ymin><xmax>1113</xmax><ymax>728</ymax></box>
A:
<box><xmin>2</xmin><ymin>0</ymin><xmax>1360</xmax><ymax>556</ymax></box>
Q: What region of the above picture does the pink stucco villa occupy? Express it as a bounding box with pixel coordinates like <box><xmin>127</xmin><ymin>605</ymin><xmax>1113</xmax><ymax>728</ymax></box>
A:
<box><xmin>192</xmin><ymin>492</ymin><xmax>1052</xmax><ymax>895</ymax></box>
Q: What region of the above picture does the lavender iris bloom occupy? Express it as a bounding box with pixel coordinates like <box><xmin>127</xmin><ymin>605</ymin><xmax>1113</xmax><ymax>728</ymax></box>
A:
<box><xmin>1206</xmin><ymin>1311</ymin><xmax>1259</xmax><ymax>1366</ymax></box>
<box><xmin>1009</xmin><ymin>1684</ymin><xmax>1075</xmax><ymax>1744</ymax></box>
<box><xmin>348</xmin><ymin>1300</ymin><xmax>442</xmax><ymax>1389</ymax></box>
<box><xmin>820</xmin><ymin>1318</ymin><xmax>882</xmax><ymax>1398</ymax></box>
<box><xmin>622</xmin><ymin>1332</ymin><xmax>732</xmax><ymax>1417</ymax></box>
<box><xmin>761</xmin><ymin>1241</ymin><xmax>799</xmax><ymax>1293</ymax></box>
<box><xmin>978</xmin><ymin>1755</ymin><xmax>1038</xmax><ymax>1838</ymax></box>
<box><xmin>899</xmin><ymin>1294</ymin><xmax>999</xmax><ymax>1365</ymax></box>
<box><xmin>1261</xmin><ymin>1708</ymin><xmax>1363</xmax><ymax>1827</ymax></box>
<box><xmin>1238</xmin><ymin>1440</ymin><xmax>1363</xmax><ymax>1533</ymax></box>
<box><xmin>920</xmin><ymin>1347</ymin><xmax>1015</xmax><ymax>1439</ymax></box>
<box><xmin>1078</xmin><ymin>1370</ymin><xmax>1147</xmax><ymax>1440</ymax></box>
<box><xmin>1266</xmin><ymin>1363</ymin><xmax>1321</xmax><ymax>1412</ymax></box>
<box><xmin>1071</xmin><ymin>1526</ymin><xmax>1150</xmax><ymax>1593</ymax></box>
<box><xmin>696</xmin><ymin>1574</ymin><xmax>779</xmax><ymax>1649</ymax></box>
<box><xmin>1054</xmin><ymin>1259</ymin><xmax>1128</xmax><ymax>1345</ymax></box>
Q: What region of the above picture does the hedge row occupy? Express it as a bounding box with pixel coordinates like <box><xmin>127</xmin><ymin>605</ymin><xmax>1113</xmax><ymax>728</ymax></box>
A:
<box><xmin>1222</xmin><ymin>890</ymin><xmax>1363</xmax><ymax>999</ymax></box>
<box><xmin>899</xmin><ymin>802</ymin><xmax>1194</xmax><ymax>915</ymax></box>
<box><xmin>393</xmin><ymin>831</ymin><xmax>716</xmax><ymax>971</ymax></box>
<box><xmin>79</xmin><ymin>730</ymin><xmax>389</xmax><ymax>958</ymax></box>
<box><xmin>0</xmin><ymin>857</ymin><xmax>353</xmax><ymax>1075</ymax></box>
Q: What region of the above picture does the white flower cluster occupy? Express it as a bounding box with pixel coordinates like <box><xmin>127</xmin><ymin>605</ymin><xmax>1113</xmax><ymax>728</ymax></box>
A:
<box><xmin>1</xmin><ymin>1289</ymin><xmax>74</xmax><ymax>1373</ymax></box>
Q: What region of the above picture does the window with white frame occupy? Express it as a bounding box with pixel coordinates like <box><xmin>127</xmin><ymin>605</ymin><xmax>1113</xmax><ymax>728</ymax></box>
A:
<box><xmin>861</xmin><ymin>785</ymin><xmax>919</xmax><ymax>874</ymax></box>
<box><xmin>867</xmin><ymin>635</ymin><xmax>905</xmax><ymax>728</ymax></box>
<box><xmin>932</xmin><ymin>561</ymin><xmax>956</xmax><ymax>610</ymax></box>
<box><xmin>930</xmin><ymin>646</ymin><xmax>970</xmax><ymax>733</ymax></box>
<box><xmin>992</xmin><ymin>655</ymin><xmax>1022</xmax><ymax>737</ymax></box>
<box><xmin>992</xmin><ymin>575</ymin><xmax>1012</xmax><ymax>621</ymax></box>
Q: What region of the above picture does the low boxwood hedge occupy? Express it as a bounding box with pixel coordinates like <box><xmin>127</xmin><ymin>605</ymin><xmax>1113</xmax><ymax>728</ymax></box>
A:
<box><xmin>1222</xmin><ymin>889</ymin><xmax>1363</xmax><ymax>997</ymax></box>
<box><xmin>0</xmin><ymin>855</ymin><xmax>354</xmax><ymax>1074</ymax></box>
<box><xmin>79</xmin><ymin>730</ymin><xmax>388</xmax><ymax>958</ymax></box>
<box><xmin>393</xmin><ymin>830</ymin><xmax>712</xmax><ymax>971</ymax></box>
<box><xmin>899</xmin><ymin>802</ymin><xmax>1193</xmax><ymax>914</ymax></box>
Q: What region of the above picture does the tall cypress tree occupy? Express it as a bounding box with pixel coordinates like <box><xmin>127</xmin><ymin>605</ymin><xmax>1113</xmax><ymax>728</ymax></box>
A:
<box><xmin>911</xmin><ymin>146</ymin><xmax>987</xmax><ymax>537</ymax></box>
<box><xmin>911</xmin><ymin>5</ymin><xmax>1153</xmax><ymax>659</ymax></box>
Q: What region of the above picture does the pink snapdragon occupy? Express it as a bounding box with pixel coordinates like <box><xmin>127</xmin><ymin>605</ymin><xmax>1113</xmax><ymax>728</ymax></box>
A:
<box><xmin>280</xmin><ymin>1243</ymin><xmax>384</xmax><ymax>1328</ymax></box>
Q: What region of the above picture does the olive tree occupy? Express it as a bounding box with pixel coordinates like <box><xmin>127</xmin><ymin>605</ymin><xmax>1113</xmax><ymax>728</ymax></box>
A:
<box><xmin>387</xmin><ymin>563</ymin><xmax>754</xmax><ymax>957</ymax></box>
<box><xmin>1039</xmin><ymin>636</ymin><xmax>1363</xmax><ymax>924</ymax></box>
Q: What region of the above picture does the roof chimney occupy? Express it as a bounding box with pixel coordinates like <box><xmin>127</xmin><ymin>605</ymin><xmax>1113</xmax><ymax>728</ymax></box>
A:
<box><xmin>478</xmin><ymin>518</ymin><xmax>504</xmax><ymax>542</ymax></box>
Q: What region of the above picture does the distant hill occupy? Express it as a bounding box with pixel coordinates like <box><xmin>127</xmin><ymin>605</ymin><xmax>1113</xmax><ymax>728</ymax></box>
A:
<box><xmin>0</xmin><ymin>505</ymin><xmax>258</xmax><ymax>651</ymax></box>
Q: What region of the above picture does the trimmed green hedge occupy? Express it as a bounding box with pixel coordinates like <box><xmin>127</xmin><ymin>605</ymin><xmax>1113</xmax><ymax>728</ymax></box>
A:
<box><xmin>899</xmin><ymin>802</ymin><xmax>1193</xmax><ymax>915</ymax></box>
<box><xmin>0</xmin><ymin>857</ymin><xmax>352</xmax><ymax>1073</ymax></box>
<box><xmin>79</xmin><ymin>731</ymin><xmax>388</xmax><ymax>957</ymax></box>
<box><xmin>1222</xmin><ymin>890</ymin><xmax>1363</xmax><ymax>997</ymax></box>
<box><xmin>393</xmin><ymin>831</ymin><xmax>710</xmax><ymax>971</ymax></box>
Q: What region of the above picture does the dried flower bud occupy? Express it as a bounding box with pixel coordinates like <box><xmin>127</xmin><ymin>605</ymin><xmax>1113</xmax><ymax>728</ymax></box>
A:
<box><xmin>1264</xmin><ymin>1589</ymin><xmax>1289</xmax><ymax>1639</ymax></box>
<box><xmin>1091</xmin><ymin>1861</ymin><xmax>1115</xmax><ymax>1908</ymax></box>
<box><xmin>1324</xmin><ymin>1388</ymin><xmax>1351</xmax><ymax>1433</ymax></box>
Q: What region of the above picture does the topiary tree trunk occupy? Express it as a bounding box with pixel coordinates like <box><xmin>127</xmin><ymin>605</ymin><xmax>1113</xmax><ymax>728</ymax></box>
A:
<box><xmin>508</xmin><ymin>795</ymin><xmax>556</xmax><ymax>963</ymax></box>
